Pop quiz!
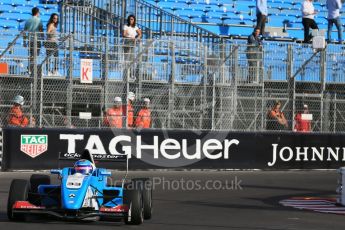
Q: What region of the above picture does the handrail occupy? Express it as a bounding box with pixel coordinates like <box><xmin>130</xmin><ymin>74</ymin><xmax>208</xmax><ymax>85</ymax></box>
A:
<box><xmin>292</xmin><ymin>49</ymin><xmax>321</xmax><ymax>79</ymax></box>
<box><xmin>72</xmin><ymin>0</ymin><xmax>224</xmax><ymax>42</ymax></box>
<box><xmin>62</xmin><ymin>4</ymin><xmax>120</xmax><ymax>31</ymax></box>
<box><xmin>134</xmin><ymin>0</ymin><xmax>223</xmax><ymax>39</ymax></box>
<box><xmin>62</xmin><ymin>2</ymin><xmax>154</xmax><ymax>39</ymax></box>
<box><xmin>0</xmin><ymin>30</ymin><xmax>25</xmax><ymax>59</ymax></box>
<box><xmin>39</xmin><ymin>33</ymin><xmax>73</xmax><ymax>67</ymax></box>
<box><xmin>123</xmin><ymin>39</ymin><xmax>155</xmax><ymax>78</ymax></box>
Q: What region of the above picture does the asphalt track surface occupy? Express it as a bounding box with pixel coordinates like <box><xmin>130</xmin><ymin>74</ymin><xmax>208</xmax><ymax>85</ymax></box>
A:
<box><xmin>0</xmin><ymin>170</ymin><xmax>344</xmax><ymax>230</ymax></box>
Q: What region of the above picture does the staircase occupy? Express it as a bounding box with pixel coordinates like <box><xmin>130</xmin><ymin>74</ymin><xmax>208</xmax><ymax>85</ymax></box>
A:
<box><xmin>60</xmin><ymin>0</ymin><xmax>225</xmax><ymax>46</ymax></box>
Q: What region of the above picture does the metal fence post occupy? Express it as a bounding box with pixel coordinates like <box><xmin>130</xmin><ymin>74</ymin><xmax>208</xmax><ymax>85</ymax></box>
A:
<box><xmin>287</xmin><ymin>44</ymin><xmax>294</xmax><ymax>130</ymax></box>
<box><xmin>323</xmin><ymin>92</ymin><xmax>331</xmax><ymax>132</ymax></box>
<box><xmin>202</xmin><ymin>46</ymin><xmax>208</xmax><ymax>130</ymax></box>
<box><xmin>258</xmin><ymin>44</ymin><xmax>265</xmax><ymax>130</ymax></box>
<box><xmin>103</xmin><ymin>36</ymin><xmax>109</xmax><ymax>80</ymax></box>
<box><xmin>125</xmin><ymin>69</ymin><xmax>130</xmax><ymax>128</ymax></box>
<box><xmin>134</xmin><ymin>0</ymin><xmax>138</xmax><ymax>18</ymax></box>
<box><xmin>171</xmin><ymin>17</ymin><xmax>175</xmax><ymax>38</ymax></box>
<box><xmin>320</xmin><ymin>48</ymin><xmax>327</xmax><ymax>132</ymax></box>
<box><xmin>66</xmin><ymin>34</ymin><xmax>74</xmax><ymax>127</ymax></box>
<box><xmin>32</xmin><ymin>32</ymin><xmax>38</xmax><ymax>125</ymax></box>
<box><xmin>333</xmin><ymin>93</ymin><xmax>337</xmax><ymax>132</ymax></box>
<box><xmin>220</xmin><ymin>40</ymin><xmax>225</xmax><ymax>83</ymax></box>
<box><xmin>148</xmin><ymin>8</ymin><xmax>152</xmax><ymax>39</ymax></box>
<box><xmin>122</xmin><ymin>0</ymin><xmax>126</xmax><ymax>24</ymax></box>
<box><xmin>103</xmin><ymin>36</ymin><xmax>109</xmax><ymax>127</ymax></box>
<box><xmin>39</xmin><ymin>52</ymin><xmax>44</xmax><ymax>128</ymax></box>
<box><xmin>211</xmin><ymin>66</ymin><xmax>215</xmax><ymax>130</ymax></box>
<box><xmin>232</xmin><ymin>44</ymin><xmax>239</xmax><ymax>130</ymax></box>
<box><xmin>168</xmin><ymin>41</ymin><xmax>176</xmax><ymax>128</ymax></box>
<box><xmin>138</xmin><ymin>41</ymin><xmax>143</xmax><ymax>99</ymax></box>
<box><xmin>30</xmin><ymin>82</ymin><xmax>33</xmax><ymax>123</ymax></box>
<box><xmin>260</xmin><ymin>44</ymin><xmax>265</xmax><ymax>131</ymax></box>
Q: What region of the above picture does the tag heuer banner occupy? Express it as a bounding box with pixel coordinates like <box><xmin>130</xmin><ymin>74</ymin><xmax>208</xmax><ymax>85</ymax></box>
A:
<box><xmin>2</xmin><ymin>127</ymin><xmax>345</xmax><ymax>171</ymax></box>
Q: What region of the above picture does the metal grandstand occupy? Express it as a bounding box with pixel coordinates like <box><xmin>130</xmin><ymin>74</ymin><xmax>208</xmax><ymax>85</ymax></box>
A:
<box><xmin>0</xmin><ymin>0</ymin><xmax>344</xmax><ymax>133</ymax></box>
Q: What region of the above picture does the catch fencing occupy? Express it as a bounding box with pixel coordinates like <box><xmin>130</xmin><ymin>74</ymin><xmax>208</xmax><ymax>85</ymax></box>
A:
<box><xmin>0</xmin><ymin>31</ymin><xmax>345</xmax><ymax>132</ymax></box>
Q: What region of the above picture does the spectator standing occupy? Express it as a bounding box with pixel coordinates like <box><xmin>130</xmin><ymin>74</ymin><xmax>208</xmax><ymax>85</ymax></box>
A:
<box><xmin>123</xmin><ymin>15</ymin><xmax>142</xmax><ymax>62</ymax></box>
<box><xmin>63</xmin><ymin>115</ymin><xmax>75</xmax><ymax>128</ymax></box>
<box><xmin>246</xmin><ymin>28</ymin><xmax>263</xmax><ymax>83</ymax></box>
<box><xmin>326</xmin><ymin>0</ymin><xmax>342</xmax><ymax>43</ymax></box>
<box><xmin>266</xmin><ymin>101</ymin><xmax>288</xmax><ymax>130</ymax></box>
<box><xmin>135</xmin><ymin>98</ymin><xmax>151</xmax><ymax>129</ymax></box>
<box><xmin>45</xmin><ymin>13</ymin><xmax>60</xmax><ymax>76</ymax></box>
<box><xmin>123</xmin><ymin>91</ymin><xmax>135</xmax><ymax>128</ymax></box>
<box><xmin>8</xmin><ymin>95</ymin><xmax>34</xmax><ymax>127</ymax></box>
<box><xmin>294</xmin><ymin>104</ymin><xmax>312</xmax><ymax>132</ymax></box>
<box><xmin>256</xmin><ymin>0</ymin><xmax>268</xmax><ymax>36</ymax></box>
<box><xmin>302</xmin><ymin>0</ymin><xmax>318</xmax><ymax>43</ymax></box>
<box><xmin>24</xmin><ymin>7</ymin><xmax>43</xmax><ymax>77</ymax></box>
<box><xmin>104</xmin><ymin>97</ymin><xmax>123</xmax><ymax>128</ymax></box>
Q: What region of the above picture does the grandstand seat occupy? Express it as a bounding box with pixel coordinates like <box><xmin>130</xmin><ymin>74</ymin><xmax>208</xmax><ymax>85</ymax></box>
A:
<box><xmin>176</xmin><ymin>9</ymin><xmax>200</xmax><ymax>19</ymax></box>
<box><xmin>0</xmin><ymin>4</ymin><xmax>17</xmax><ymax>11</ymax></box>
<box><xmin>78</xmin><ymin>52</ymin><xmax>101</xmax><ymax>59</ymax></box>
<box><xmin>175</xmin><ymin>74</ymin><xmax>201</xmax><ymax>83</ymax></box>
<box><xmin>2</xmin><ymin>24</ymin><xmax>18</xmax><ymax>30</ymax></box>
<box><xmin>39</xmin><ymin>0</ymin><xmax>58</xmax><ymax>4</ymax></box>
<box><xmin>108</xmin><ymin>71</ymin><xmax>122</xmax><ymax>80</ymax></box>
<box><xmin>142</xmin><ymin>0</ymin><xmax>345</xmax><ymax>40</ymax></box>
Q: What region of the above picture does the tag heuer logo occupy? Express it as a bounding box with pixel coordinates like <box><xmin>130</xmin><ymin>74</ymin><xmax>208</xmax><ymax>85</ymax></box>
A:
<box><xmin>20</xmin><ymin>135</ymin><xmax>48</xmax><ymax>158</ymax></box>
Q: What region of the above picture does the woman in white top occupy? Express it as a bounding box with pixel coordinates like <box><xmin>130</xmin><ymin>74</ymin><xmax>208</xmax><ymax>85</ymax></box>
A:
<box><xmin>45</xmin><ymin>13</ymin><xmax>59</xmax><ymax>75</ymax></box>
<box><xmin>123</xmin><ymin>15</ymin><xmax>142</xmax><ymax>61</ymax></box>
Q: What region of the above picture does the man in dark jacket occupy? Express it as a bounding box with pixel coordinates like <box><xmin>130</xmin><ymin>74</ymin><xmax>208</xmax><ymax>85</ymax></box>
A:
<box><xmin>246</xmin><ymin>28</ymin><xmax>263</xmax><ymax>83</ymax></box>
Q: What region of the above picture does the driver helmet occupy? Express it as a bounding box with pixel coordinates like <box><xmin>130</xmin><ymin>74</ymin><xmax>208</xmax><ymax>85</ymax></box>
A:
<box><xmin>74</xmin><ymin>159</ymin><xmax>94</xmax><ymax>175</ymax></box>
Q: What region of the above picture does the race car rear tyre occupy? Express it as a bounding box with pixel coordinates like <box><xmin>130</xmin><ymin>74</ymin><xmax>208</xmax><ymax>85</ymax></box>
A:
<box><xmin>30</xmin><ymin>174</ymin><xmax>51</xmax><ymax>193</ymax></box>
<box><xmin>124</xmin><ymin>189</ymin><xmax>144</xmax><ymax>225</ymax></box>
<box><xmin>132</xmin><ymin>178</ymin><xmax>153</xmax><ymax>220</ymax></box>
<box><xmin>7</xmin><ymin>179</ymin><xmax>29</xmax><ymax>221</ymax></box>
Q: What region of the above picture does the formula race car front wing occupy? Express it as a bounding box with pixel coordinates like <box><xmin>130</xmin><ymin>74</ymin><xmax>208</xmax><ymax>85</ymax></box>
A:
<box><xmin>12</xmin><ymin>201</ymin><xmax>129</xmax><ymax>220</ymax></box>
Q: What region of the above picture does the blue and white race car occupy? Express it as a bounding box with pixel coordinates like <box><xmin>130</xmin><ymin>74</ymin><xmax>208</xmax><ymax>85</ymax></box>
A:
<box><xmin>7</xmin><ymin>150</ymin><xmax>152</xmax><ymax>225</ymax></box>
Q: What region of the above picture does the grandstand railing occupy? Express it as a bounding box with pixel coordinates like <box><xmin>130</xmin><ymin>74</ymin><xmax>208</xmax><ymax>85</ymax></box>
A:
<box><xmin>1</xmin><ymin>31</ymin><xmax>345</xmax><ymax>132</ymax></box>
<box><xmin>61</xmin><ymin>2</ymin><xmax>153</xmax><ymax>42</ymax></box>
<box><xmin>61</xmin><ymin>4</ymin><xmax>121</xmax><ymax>39</ymax></box>
<box><xmin>62</xmin><ymin>0</ymin><xmax>225</xmax><ymax>44</ymax></box>
<box><xmin>129</xmin><ymin>0</ymin><xmax>225</xmax><ymax>43</ymax></box>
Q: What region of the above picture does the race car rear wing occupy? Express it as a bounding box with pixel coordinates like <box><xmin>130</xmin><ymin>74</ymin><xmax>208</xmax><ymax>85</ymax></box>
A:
<box><xmin>58</xmin><ymin>149</ymin><xmax>128</xmax><ymax>173</ymax></box>
<box><xmin>58</xmin><ymin>149</ymin><xmax>127</xmax><ymax>163</ymax></box>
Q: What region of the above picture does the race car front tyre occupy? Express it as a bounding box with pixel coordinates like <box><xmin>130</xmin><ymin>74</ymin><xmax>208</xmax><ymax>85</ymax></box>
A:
<box><xmin>29</xmin><ymin>174</ymin><xmax>51</xmax><ymax>206</ymax></box>
<box><xmin>29</xmin><ymin>174</ymin><xmax>51</xmax><ymax>193</ymax></box>
<box><xmin>7</xmin><ymin>179</ymin><xmax>29</xmax><ymax>221</ymax></box>
<box><xmin>124</xmin><ymin>189</ymin><xmax>144</xmax><ymax>225</ymax></box>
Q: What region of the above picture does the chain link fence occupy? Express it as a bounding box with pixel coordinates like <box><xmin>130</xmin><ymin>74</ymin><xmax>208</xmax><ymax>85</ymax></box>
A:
<box><xmin>1</xmin><ymin>31</ymin><xmax>345</xmax><ymax>132</ymax></box>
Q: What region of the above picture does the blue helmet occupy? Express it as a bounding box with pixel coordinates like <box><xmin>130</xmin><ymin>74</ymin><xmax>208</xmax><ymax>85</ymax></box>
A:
<box><xmin>74</xmin><ymin>159</ymin><xmax>94</xmax><ymax>175</ymax></box>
